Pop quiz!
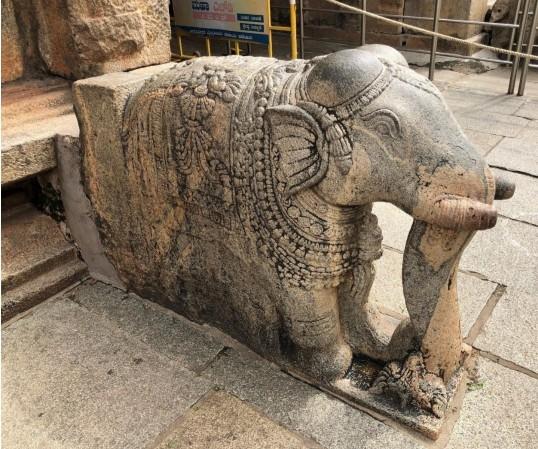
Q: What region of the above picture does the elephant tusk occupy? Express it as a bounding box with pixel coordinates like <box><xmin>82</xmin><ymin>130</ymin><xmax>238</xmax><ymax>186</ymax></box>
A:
<box><xmin>421</xmin><ymin>196</ymin><xmax>497</xmax><ymax>231</ymax></box>
<box><xmin>494</xmin><ymin>175</ymin><xmax>516</xmax><ymax>200</ymax></box>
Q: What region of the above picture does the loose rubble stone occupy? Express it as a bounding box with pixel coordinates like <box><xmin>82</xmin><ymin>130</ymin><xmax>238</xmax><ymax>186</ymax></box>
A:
<box><xmin>445</xmin><ymin>357</ymin><xmax>538</xmax><ymax>449</ymax></box>
<box><xmin>154</xmin><ymin>390</ymin><xmax>323</xmax><ymax>449</ymax></box>
<box><xmin>72</xmin><ymin>281</ymin><xmax>225</xmax><ymax>373</ymax></box>
<box><xmin>1</xmin><ymin>294</ymin><xmax>213</xmax><ymax>449</ymax></box>
<box><xmin>474</xmin><ymin>288</ymin><xmax>538</xmax><ymax>373</ymax></box>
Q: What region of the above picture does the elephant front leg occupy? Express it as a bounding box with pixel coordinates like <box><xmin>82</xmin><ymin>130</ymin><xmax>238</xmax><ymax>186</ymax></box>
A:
<box><xmin>339</xmin><ymin>263</ymin><xmax>417</xmax><ymax>362</ymax></box>
<box><xmin>403</xmin><ymin>220</ymin><xmax>473</xmax><ymax>381</ymax></box>
<box><xmin>281</xmin><ymin>286</ymin><xmax>352</xmax><ymax>383</ymax></box>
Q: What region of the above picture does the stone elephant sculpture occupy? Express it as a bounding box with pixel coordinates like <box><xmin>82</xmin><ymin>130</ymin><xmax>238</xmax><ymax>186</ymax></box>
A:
<box><xmin>77</xmin><ymin>45</ymin><xmax>514</xmax><ymax>416</ymax></box>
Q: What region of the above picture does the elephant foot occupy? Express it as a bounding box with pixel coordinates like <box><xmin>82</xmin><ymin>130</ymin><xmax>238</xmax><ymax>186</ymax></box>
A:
<box><xmin>346</xmin><ymin>306</ymin><xmax>417</xmax><ymax>362</ymax></box>
<box><xmin>386</xmin><ymin>318</ymin><xmax>419</xmax><ymax>360</ymax></box>
<box><xmin>370</xmin><ymin>351</ymin><xmax>448</xmax><ymax>418</ymax></box>
<box><xmin>292</xmin><ymin>341</ymin><xmax>353</xmax><ymax>384</ymax></box>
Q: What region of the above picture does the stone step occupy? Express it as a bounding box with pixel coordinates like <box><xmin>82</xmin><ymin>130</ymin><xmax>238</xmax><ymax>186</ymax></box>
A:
<box><xmin>1</xmin><ymin>77</ymin><xmax>79</xmax><ymax>186</ymax></box>
<box><xmin>2</xmin><ymin>194</ymin><xmax>88</xmax><ymax>322</ymax></box>
<box><xmin>2</xmin><ymin>258</ymin><xmax>88</xmax><ymax>323</ymax></box>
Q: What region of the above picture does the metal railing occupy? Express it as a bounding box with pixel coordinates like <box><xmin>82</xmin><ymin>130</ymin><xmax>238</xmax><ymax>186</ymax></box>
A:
<box><xmin>274</xmin><ymin>0</ymin><xmax>537</xmax><ymax>95</ymax></box>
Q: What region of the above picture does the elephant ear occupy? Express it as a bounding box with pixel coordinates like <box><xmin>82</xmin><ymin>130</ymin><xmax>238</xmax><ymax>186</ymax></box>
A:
<box><xmin>264</xmin><ymin>105</ymin><xmax>328</xmax><ymax>197</ymax></box>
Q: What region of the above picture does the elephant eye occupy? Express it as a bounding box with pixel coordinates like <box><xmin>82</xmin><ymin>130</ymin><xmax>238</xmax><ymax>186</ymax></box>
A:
<box><xmin>361</xmin><ymin>109</ymin><xmax>401</xmax><ymax>139</ymax></box>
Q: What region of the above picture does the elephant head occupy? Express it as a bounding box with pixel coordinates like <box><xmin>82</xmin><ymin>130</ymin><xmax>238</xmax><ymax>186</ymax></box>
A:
<box><xmin>265</xmin><ymin>47</ymin><xmax>514</xmax><ymax>379</ymax></box>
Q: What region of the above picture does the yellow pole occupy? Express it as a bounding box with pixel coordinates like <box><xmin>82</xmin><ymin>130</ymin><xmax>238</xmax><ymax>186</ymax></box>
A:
<box><xmin>266</xmin><ymin>0</ymin><xmax>273</xmax><ymax>57</ymax></box>
<box><xmin>289</xmin><ymin>0</ymin><xmax>298</xmax><ymax>59</ymax></box>
<box><xmin>234</xmin><ymin>40</ymin><xmax>240</xmax><ymax>55</ymax></box>
<box><xmin>205</xmin><ymin>37</ymin><xmax>211</xmax><ymax>56</ymax></box>
<box><xmin>178</xmin><ymin>34</ymin><xmax>184</xmax><ymax>58</ymax></box>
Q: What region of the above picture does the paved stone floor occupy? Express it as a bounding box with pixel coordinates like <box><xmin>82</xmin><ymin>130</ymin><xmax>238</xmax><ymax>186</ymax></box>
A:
<box><xmin>3</xmin><ymin>66</ymin><xmax>538</xmax><ymax>448</ymax></box>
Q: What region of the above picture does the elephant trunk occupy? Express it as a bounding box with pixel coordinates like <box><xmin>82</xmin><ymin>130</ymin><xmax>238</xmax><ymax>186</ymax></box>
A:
<box><xmin>402</xmin><ymin>221</ymin><xmax>472</xmax><ymax>382</ymax></box>
<box><xmin>413</xmin><ymin>195</ymin><xmax>497</xmax><ymax>231</ymax></box>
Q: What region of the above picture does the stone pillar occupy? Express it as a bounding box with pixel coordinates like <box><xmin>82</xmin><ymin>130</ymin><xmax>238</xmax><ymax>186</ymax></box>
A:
<box><xmin>10</xmin><ymin>0</ymin><xmax>171</xmax><ymax>80</ymax></box>
<box><xmin>1</xmin><ymin>0</ymin><xmax>24</xmax><ymax>82</ymax></box>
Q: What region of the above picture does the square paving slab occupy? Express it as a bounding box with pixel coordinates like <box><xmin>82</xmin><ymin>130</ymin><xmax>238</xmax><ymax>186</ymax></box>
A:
<box><xmin>154</xmin><ymin>390</ymin><xmax>323</xmax><ymax>449</ymax></box>
<box><xmin>474</xmin><ymin>287</ymin><xmax>538</xmax><ymax>374</ymax></box>
<box><xmin>1</xmin><ymin>292</ymin><xmax>213</xmax><ymax>449</ymax></box>
<box><xmin>445</xmin><ymin>356</ymin><xmax>538</xmax><ymax>449</ymax></box>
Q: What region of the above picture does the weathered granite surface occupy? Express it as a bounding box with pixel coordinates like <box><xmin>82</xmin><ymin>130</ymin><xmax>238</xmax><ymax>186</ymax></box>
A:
<box><xmin>1</xmin><ymin>288</ymin><xmax>214</xmax><ymax>449</ymax></box>
<box><xmin>1</xmin><ymin>0</ymin><xmax>170</xmax><ymax>80</ymax></box>
<box><xmin>71</xmin><ymin>281</ymin><xmax>225</xmax><ymax>373</ymax></box>
<box><xmin>370</xmin><ymin>247</ymin><xmax>498</xmax><ymax>339</ymax></box>
<box><xmin>1</xmin><ymin>0</ymin><xmax>24</xmax><ymax>82</ymax></box>
<box><xmin>491</xmin><ymin>168</ymin><xmax>538</xmax><ymax>226</ymax></box>
<box><xmin>74</xmin><ymin>47</ymin><xmax>512</xmax><ymax>430</ymax></box>
<box><xmin>155</xmin><ymin>390</ymin><xmax>323</xmax><ymax>449</ymax></box>
<box><xmin>1</xmin><ymin>77</ymin><xmax>78</xmax><ymax>185</ymax></box>
<box><xmin>475</xmin><ymin>287</ymin><xmax>538</xmax><ymax>373</ymax></box>
<box><xmin>200</xmin><ymin>348</ymin><xmax>423</xmax><ymax>449</ymax></box>
<box><xmin>446</xmin><ymin>356</ymin><xmax>538</xmax><ymax>449</ymax></box>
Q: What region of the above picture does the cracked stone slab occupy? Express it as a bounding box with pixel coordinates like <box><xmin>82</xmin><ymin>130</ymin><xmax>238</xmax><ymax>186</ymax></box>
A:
<box><xmin>454</xmin><ymin>111</ymin><xmax>529</xmax><ymax>138</ymax></box>
<box><xmin>461</xmin><ymin>217</ymin><xmax>538</xmax><ymax>296</ymax></box>
<box><xmin>487</xmin><ymin>136</ymin><xmax>538</xmax><ymax>177</ymax></box>
<box><xmin>451</xmin><ymin>70</ymin><xmax>527</xmax><ymax>95</ymax></box>
<box><xmin>201</xmin><ymin>349</ymin><xmax>423</xmax><ymax>449</ymax></box>
<box><xmin>462</xmin><ymin>130</ymin><xmax>503</xmax><ymax>156</ymax></box>
<box><xmin>445</xmin><ymin>357</ymin><xmax>538</xmax><ymax>449</ymax></box>
<box><xmin>71</xmin><ymin>280</ymin><xmax>225</xmax><ymax>373</ymax></box>
<box><xmin>446</xmin><ymin>89</ymin><xmax>526</xmax><ymax>116</ymax></box>
<box><xmin>474</xmin><ymin>288</ymin><xmax>537</xmax><ymax>373</ymax></box>
<box><xmin>2</xmin><ymin>295</ymin><xmax>213</xmax><ymax>449</ymax></box>
<box><xmin>492</xmin><ymin>168</ymin><xmax>538</xmax><ymax>226</ymax></box>
<box><xmin>515</xmin><ymin>101</ymin><xmax>538</xmax><ymax>120</ymax></box>
<box><xmin>153</xmin><ymin>390</ymin><xmax>323</xmax><ymax>449</ymax></box>
<box><xmin>371</xmin><ymin>248</ymin><xmax>498</xmax><ymax>339</ymax></box>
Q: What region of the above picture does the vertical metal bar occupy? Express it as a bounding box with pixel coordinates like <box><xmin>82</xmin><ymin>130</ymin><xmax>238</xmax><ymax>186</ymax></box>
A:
<box><xmin>361</xmin><ymin>0</ymin><xmax>367</xmax><ymax>46</ymax></box>
<box><xmin>290</xmin><ymin>0</ymin><xmax>298</xmax><ymax>59</ymax></box>
<box><xmin>178</xmin><ymin>34</ymin><xmax>184</xmax><ymax>58</ymax></box>
<box><xmin>517</xmin><ymin>0</ymin><xmax>538</xmax><ymax>95</ymax></box>
<box><xmin>507</xmin><ymin>0</ymin><xmax>523</xmax><ymax>58</ymax></box>
<box><xmin>429</xmin><ymin>0</ymin><xmax>443</xmax><ymax>81</ymax></box>
<box><xmin>267</xmin><ymin>0</ymin><xmax>273</xmax><ymax>57</ymax></box>
<box><xmin>509</xmin><ymin>0</ymin><xmax>531</xmax><ymax>94</ymax></box>
<box><xmin>299</xmin><ymin>0</ymin><xmax>305</xmax><ymax>58</ymax></box>
<box><xmin>235</xmin><ymin>40</ymin><xmax>240</xmax><ymax>55</ymax></box>
<box><xmin>205</xmin><ymin>38</ymin><xmax>211</xmax><ymax>56</ymax></box>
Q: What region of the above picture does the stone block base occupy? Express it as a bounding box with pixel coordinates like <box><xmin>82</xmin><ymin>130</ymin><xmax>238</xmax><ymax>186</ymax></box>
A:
<box><xmin>287</xmin><ymin>355</ymin><xmax>468</xmax><ymax>440</ymax></box>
